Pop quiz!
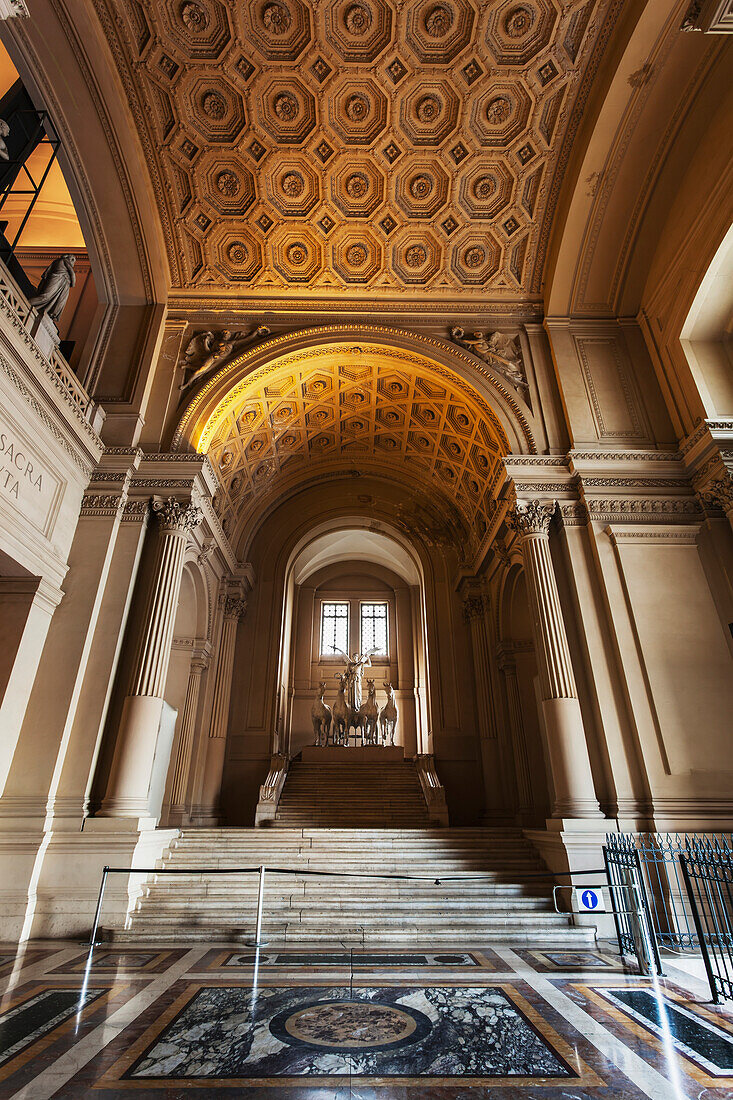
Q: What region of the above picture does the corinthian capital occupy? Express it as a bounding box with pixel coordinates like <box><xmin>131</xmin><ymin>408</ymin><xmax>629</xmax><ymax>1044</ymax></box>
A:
<box><xmin>462</xmin><ymin>594</ymin><xmax>486</xmax><ymax>622</ymax></box>
<box><xmin>507</xmin><ymin>499</ymin><xmax>556</xmax><ymax>537</ymax></box>
<box><xmin>701</xmin><ymin>477</ymin><xmax>733</xmax><ymax>513</ymax></box>
<box><xmin>151</xmin><ymin>496</ymin><xmax>203</xmax><ymax>534</ymax></box>
<box><xmin>223</xmin><ymin>595</ymin><xmax>247</xmax><ymax>621</ymax></box>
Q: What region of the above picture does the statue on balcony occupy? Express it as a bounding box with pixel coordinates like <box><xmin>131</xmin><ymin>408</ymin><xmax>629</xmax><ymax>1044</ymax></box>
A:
<box><xmin>0</xmin><ymin>119</ymin><xmax>10</xmax><ymax>161</ymax></box>
<box><xmin>30</xmin><ymin>253</ymin><xmax>76</xmax><ymax>323</ymax></box>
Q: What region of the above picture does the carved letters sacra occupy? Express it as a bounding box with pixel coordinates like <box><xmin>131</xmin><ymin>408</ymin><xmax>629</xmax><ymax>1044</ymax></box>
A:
<box><xmin>0</xmin><ymin>430</ymin><xmax>44</xmax><ymax>501</ymax></box>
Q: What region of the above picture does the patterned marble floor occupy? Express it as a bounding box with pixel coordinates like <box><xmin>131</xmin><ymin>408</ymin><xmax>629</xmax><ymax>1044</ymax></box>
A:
<box><xmin>0</xmin><ymin>939</ymin><xmax>730</xmax><ymax>1098</ymax></box>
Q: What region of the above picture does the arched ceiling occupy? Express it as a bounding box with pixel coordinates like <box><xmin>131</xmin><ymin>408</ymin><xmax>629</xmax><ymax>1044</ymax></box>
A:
<box><xmin>292</xmin><ymin>528</ymin><xmax>421</xmax><ymax>585</ymax></box>
<box><xmin>200</xmin><ymin>343</ymin><xmax>508</xmax><ymax>547</ymax></box>
<box><xmin>91</xmin><ymin>0</ymin><xmax>621</xmax><ymax>304</ymax></box>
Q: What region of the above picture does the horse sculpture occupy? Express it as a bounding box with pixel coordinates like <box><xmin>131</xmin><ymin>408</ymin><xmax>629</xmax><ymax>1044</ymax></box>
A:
<box><xmin>332</xmin><ymin>672</ymin><xmax>351</xmax><ymax>747</ymax></box>
<box><xmin>379</xmin><ymin>682</ymin><xmax>399</xmax><ymax>745</ymax></box>
<box><xmin>358</xmin><ymin>679</ymin><xmax>379</xmax><ymax>745</ymax></box>
<box><xmin>311</xmin><ymin>680</ymin><xmax>332</xmax><ymax>747</ymax></box>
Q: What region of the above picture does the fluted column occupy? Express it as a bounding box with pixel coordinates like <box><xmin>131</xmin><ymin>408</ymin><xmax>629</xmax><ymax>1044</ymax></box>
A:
<box><xmin>497</xmin><ymin>646</ymin><xmax>533</xmax><ymax>822</ymax></box>
<box><xmin>100</xmin><ymin>498</ymin><xmax>202</xmax><ymax>818</ymax></box>
<box><xmin>508</xmin><ymin>500</ymin><xmax>602</xmax><ymax>819</ymax></box>
<box><xmin>200</xmin><ymin>594</ymin><xmax>247</xmax><ymax>819</ymax></box>
<box><xmin>168</xmin><ymin>650</ymin><xmax>209</xmax><ymax>820</ymax></box>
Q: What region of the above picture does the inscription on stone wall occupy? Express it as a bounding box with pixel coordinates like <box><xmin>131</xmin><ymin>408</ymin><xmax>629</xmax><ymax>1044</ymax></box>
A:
<box><xmin>0</xmin><ymin>411</ymin><xmax>62</xmax><ymax>532</ymax></box>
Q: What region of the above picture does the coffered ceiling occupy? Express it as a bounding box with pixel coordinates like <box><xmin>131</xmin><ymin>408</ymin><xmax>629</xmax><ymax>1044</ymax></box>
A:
<box><xmin>202</xmin><ymin>344</ymin><xmax>507</xmax><ymax>547</ymax></box>
<box><xmin>96</xmin><ymin>0</ymin><xmax>617</xmax><ymax>303</ymax></box>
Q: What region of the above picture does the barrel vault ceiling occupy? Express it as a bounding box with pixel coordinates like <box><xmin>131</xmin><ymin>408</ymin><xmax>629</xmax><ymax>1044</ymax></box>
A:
<box><xmin>201</xmin><ymin>345</ymin><xmax>508</xmax><ymax>548</ymax></box>
<box><xmin>95</xmin><ymin>0</ymin><xmax>618</xmax><ymax>306</ymax></box>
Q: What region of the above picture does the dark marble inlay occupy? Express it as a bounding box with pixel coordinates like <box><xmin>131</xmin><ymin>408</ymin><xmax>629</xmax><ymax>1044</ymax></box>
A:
<box><xmin>223</xmin><ymin>951</ymin><xmax>477</xmax><ymax>968</ymax></box>
<box><xmin>600</xmin><ymin>987</ymin><xmax>733</xmax><ymax>1076</ymax></box>
<box><xmin>0</xmin><ymin>988</ymin><xmax>104</xmax><ymax>1069</ymax></box>
<box><xmin>127</xmin><ymin>985</ymin><xmax>575</xmax><ymax>1080</ymax></box>
<box><xmin>543</xmin><ymin>952</ymin><xmax>614</xmax><ymax>969</ymax></box>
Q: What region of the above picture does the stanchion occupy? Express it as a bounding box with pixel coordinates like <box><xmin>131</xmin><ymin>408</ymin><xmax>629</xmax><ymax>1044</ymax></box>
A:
<box><xmin>82</xmin><ymin>866</ymin><xmax>110</xmax><ymax>947</ymax></box>
<box><xmin>246</xmin><ymin>865</ymin><xmax>269</xmax><ymax>947</ymax></box>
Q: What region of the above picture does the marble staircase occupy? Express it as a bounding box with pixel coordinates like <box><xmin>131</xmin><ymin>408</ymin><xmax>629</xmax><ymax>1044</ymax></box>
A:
<box><xmin>124</xmin><ymin>827</ymin><xmax>596</xmax><ymax>946</ymax></box>
<box><xmin>273</xmin><ymin>758</ymin><xmax>430</xmax><ymax>826</ymax></box>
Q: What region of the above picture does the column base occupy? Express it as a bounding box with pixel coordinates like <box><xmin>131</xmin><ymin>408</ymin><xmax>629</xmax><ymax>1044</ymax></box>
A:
<box><xmin>98</xmin><ymin>695</ymin><xmax>176</xmax><ymax>820</ymax></box>
<box><xmin>524</xmin><ymin>820</ymin><xmax>614</xmax><ymax>937</ymax></box>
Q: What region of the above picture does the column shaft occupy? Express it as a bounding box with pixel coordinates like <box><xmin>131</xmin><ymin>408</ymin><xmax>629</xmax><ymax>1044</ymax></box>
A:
<box><xmin>501</xmin><ymin>657</ymin><xmax>533</xmax><ymax>818</ymax></box>
<box><xmin>169</xmin><ymin>660</ymin><xmax>205</xmax><ymax>812</ymax></box>
<box><xmin>510</xmin><ymin>500</ymin><xmax>602</xmax><ymax>820</ymax></box>
<box><xmin>100</xmin><ymin>498</ymin><xmax>202</xmax><ymax>818</ymax></box>
<box><xmin>200</xmin><ymin>596</ymin><xmax>246</xmax><ymax>818</ymax></box>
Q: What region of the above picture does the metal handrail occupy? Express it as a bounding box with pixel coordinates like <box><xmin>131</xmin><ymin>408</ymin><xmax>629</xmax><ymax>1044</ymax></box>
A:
<box><xmin>84</xmin><ymin>863</ymin><xmax>609</xmax><ymax>949</ymax></box>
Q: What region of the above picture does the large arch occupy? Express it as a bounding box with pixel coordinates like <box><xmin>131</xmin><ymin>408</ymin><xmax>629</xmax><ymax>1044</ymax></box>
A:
<box><xmin>171</xmin><ymin>326</ymin><xmax>540</xmax><ymax>569</ymax></box>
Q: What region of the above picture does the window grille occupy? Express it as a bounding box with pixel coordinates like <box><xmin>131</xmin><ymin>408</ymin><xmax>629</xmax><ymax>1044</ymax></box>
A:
<box><xmin>320</xmin><ymin>602</ymin><xmax>348</xmax><ymax>656</ymax></box>
<box><xmin>360</xmin><ymin>602</ymin><xmax>388</xmax><ymax>656</ymax></box>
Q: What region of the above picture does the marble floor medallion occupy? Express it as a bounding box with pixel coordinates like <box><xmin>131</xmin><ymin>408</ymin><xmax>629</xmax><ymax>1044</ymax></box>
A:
<box><xmin>124</xmin><ymin>984</ymin><xmax>576</xmax><ymax>1081</ymax></box>
<box><xmin>270</xmin><ymin>998</ymin><xmax>432</xmax><ymax>1052</ymax></box>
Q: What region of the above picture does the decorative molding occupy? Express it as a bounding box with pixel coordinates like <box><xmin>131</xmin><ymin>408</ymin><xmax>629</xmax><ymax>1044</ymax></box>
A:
<box><xmin>120</xmin><ymin>499</ymin><xmax>151</xmax><ymax>522</ymax></box>
<box><xmin>80</xmin><ymin>491</ymin><xmax>125</xmax><ymax>518</ymax></box>
<box><xmin>0</xmin><ymin>351</ymin><xmax>95</xmax><ymax>476</ymax></box>
<box><xmin>570</xmin><ymin>450</ymin><xmax>682</xmax><ymax>462</ymax></box>
<box><xmin>513</xmin><ymin>482</ymin><xmax>573</xmax><ymax>493</ymax></box>
<box><xmin>558</xmin><ymin>502</ymin><xmax>589</xmax><ymax>527</ymax></box>
<box><xmin>588</xmin><ymin>499</ymin><xmax>702</xmax><ymax>521</ymax></box>
<box><xmin>581</xmin><ymin>477</ymin><xmax>690</xmax><ymax>488</ymax></box>
<box><xmin>574</xmin><ymin>334</ymin><xmax>646</xmax><ymax>442</ymax></box>
<box><xmin>606</xmin><ymin>524</ymin><xmax>701</xmax><ymax>545</ymax></box>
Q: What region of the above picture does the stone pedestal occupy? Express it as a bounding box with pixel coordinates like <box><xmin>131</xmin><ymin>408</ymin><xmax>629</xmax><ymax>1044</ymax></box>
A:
<box><xmin>300</xmin><ymin>744</ymin><xmax>405</xmax><ymax>763</ymax></box>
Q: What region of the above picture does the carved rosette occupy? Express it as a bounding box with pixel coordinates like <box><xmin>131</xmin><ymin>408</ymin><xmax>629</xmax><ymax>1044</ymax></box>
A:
<box><xmin>507</xmin><ymin>499</ymin><xmax>555</xmax><ymax>538</ymax></box>
<box><xmin>152</xmin><ymin>496</ymin><xmax>204</xmax><ymax>534</ymax></box>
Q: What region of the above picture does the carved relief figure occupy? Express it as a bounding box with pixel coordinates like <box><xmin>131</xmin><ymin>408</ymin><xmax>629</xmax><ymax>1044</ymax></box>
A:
<box><xmin>449</xmin><ymin>326</ymin><xmax>529</xmax><ymax>393</ymax></box>
<box><xmin>30</xmin><ymin>254</ymin><xmax>76</xmax><ymax>323</ymax></box>
<box><xmin>311</xmin><ymin>680</ymin><xmax>332</xmax><ymax>746</ymax></box>
<box><xmin>0</xmin><ymin>119</ymin><xmax>10</xmax><ymax>161</ymax></box>
<box><xmin>180</xmin><ymin>324</ymin><xmax>271</xmax><ymax>392</ymax></box>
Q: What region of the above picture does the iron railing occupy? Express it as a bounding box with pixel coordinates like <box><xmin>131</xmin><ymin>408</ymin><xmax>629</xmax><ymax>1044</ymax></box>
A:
<box><xmin>680</xmin><ymin>847</ymin><xmax>733</xmax><ymax>1004</ymax></box>
<box><xmin>605</xmin><ymin>832</ymin><xmax>733</xmax><ymax>950</ymax></box>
